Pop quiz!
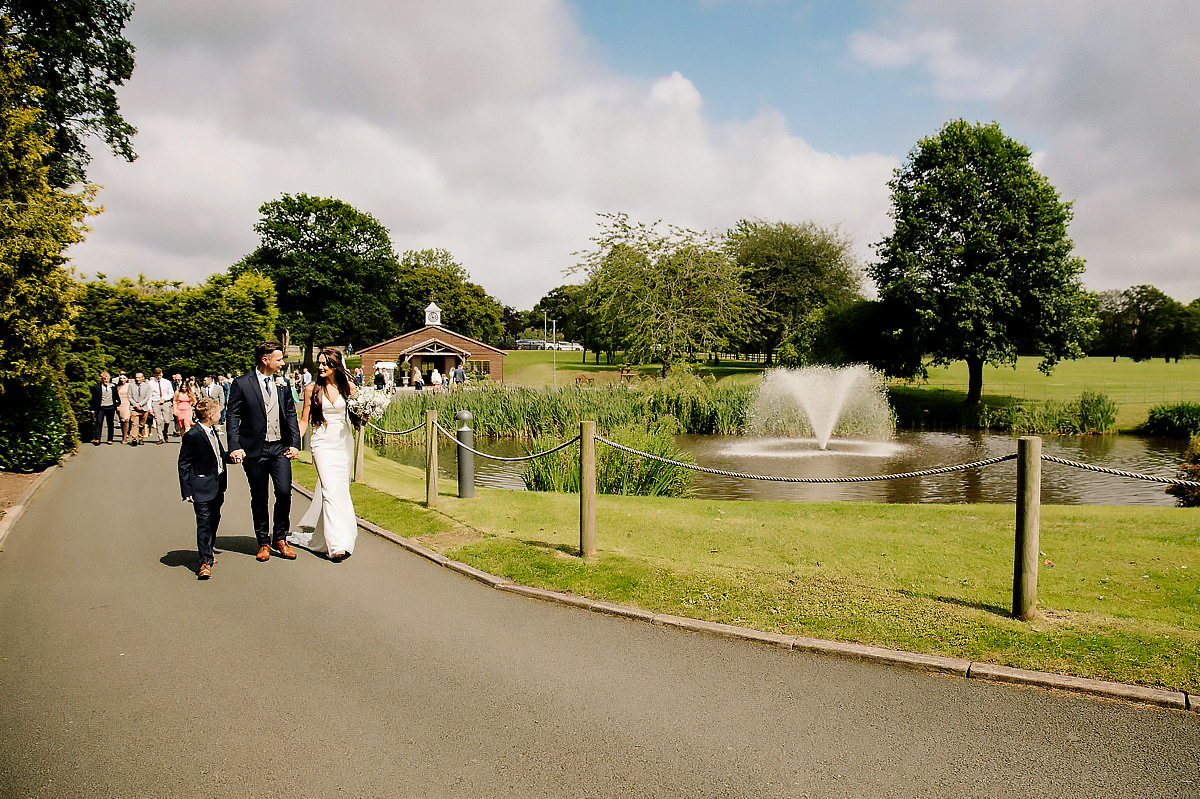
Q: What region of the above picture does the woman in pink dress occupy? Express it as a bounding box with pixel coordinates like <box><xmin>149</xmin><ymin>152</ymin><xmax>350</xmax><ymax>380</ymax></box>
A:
<box><xmin>115</xmin><ymin>374</ymin><xmax>132</xmax><ymax>442</ymax></box>
<box><xmin>174</xmin><ymin>378</ymin><xmax>197</xmax><ymax>434</ymax></box>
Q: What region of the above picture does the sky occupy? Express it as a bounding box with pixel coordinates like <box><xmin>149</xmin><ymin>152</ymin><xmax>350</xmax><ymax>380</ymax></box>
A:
<box><xmin>68</xmin><ymin>0</ymin><xmax>1200</xmax><ymax>312</ymax></box>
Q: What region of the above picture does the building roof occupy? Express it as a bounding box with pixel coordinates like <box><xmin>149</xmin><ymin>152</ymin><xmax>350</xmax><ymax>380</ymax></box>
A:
<box><xmin>356</xmin><ymin>325</ymin><xmax>506</xmax><ymax>358</ymax></box>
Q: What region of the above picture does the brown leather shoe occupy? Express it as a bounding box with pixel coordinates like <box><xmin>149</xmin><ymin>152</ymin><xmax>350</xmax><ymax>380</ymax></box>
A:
<box><xmin>198</xmin><ymin>563</ymin><xmax>212</xmax><ymax>579</ymax></box>
<box><xmin>256</xmin><ymin>545</ymin><xmax>271</xmax><ymax>562</ymax></box>
<box><xmin>274</xmin><ymin>539</ymin><xmax>297</xmax><ymax>560</ymax></box>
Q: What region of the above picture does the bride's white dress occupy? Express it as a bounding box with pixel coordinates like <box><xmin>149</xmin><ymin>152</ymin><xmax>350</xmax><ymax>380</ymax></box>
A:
<box><xmin>287</xmin><ymin>392</ymin><xmax>357</xmax><ymax>557</ymax></box>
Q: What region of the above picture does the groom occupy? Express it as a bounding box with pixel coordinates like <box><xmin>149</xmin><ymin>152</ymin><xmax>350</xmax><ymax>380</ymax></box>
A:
<box><xmin>227</xmin><ymin>342</ymin><xmax>301</xmax><ymax>562</ymax></box>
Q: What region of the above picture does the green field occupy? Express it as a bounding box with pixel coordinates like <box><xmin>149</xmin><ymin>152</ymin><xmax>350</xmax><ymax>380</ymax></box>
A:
<box><xmin>501</xmin><ymin>351</ymin><xmax>1200</xmax><ymax>430</ymax></box>
<box><xmin>501</xmin><ymin>349</ymin><xmax>766</xmax><ymax>388</ymax></box>
<box><xmin>918</xmin><ymin>356</ymin><xmax>1200</xmax><ymax>429</ymax></box>
<box><xmin>296</xmin><ymin>451</ymin><xmax>1200</xmax><ymax>693</ymax></box>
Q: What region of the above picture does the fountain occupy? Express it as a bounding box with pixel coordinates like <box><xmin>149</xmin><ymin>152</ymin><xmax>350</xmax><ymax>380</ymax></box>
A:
<box><xmin>748</xmin><ymin>365</ymin><xmax>893</xmax><ymax>450</ymax></box>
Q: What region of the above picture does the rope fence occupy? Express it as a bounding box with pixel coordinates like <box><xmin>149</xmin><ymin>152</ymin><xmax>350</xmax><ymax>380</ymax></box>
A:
<box><xmin>433</xmin><ymin>420</ymin><xmax>579</xmax><ymax>462</ymax></box>
<box><xmin>1041</xmin><ymin>455</ymin><xmax>1200</xmax><ymax>488</ymax></box>
<box><xmin>367</xmin><ymin>420</ymin><xmax>426</xmax><ymax>437</ymax></box>
<box><xmin>596</xmin><ymin>436</ymin><xmax>1018</xmax><ymax>483</ymax></box>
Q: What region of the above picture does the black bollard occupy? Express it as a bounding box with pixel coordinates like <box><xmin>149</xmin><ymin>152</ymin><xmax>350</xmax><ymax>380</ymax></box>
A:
<box><xmin>456</xmin><ymin>410</ymin><xmax>475</xmax><ymax>499</ymax></box>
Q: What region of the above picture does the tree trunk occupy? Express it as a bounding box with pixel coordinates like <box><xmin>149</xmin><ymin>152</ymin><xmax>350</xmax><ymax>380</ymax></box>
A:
<box><xmin>303</xmin><ymin>332</ymin><xmax>317</xmax><ymax>372</ymax></box>
<box><xmin>965</xmin><ymin>357</ymin><xmax>984</xmax><ymax>405</ymax></box>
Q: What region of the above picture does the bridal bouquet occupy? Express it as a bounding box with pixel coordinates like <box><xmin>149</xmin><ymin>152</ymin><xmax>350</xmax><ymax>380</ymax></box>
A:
<box><xmin>347</xmin><ymin>386</ymin><xmax>389</xmax><ymax>428</ymax></box>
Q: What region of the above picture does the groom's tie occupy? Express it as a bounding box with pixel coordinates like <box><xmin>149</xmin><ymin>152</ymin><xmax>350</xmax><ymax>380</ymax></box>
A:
<box><xmin>263</xmin><ymin>376</ymin><xmax>272</xmax><ymax>399</ymax></box>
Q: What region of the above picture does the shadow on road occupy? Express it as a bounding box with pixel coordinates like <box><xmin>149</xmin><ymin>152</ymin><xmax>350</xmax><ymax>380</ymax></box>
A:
<box><xmin>160</xmin><ymin>535</ymin><xmax>262</xmax><ymax>573</ymax></box>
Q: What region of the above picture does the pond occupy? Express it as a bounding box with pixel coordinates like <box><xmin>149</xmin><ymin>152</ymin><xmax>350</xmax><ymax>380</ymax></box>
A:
<box><xmin>376</xmin><ymin>431</ymin><xmax>1190</xmax><ymax>507</ymax></box>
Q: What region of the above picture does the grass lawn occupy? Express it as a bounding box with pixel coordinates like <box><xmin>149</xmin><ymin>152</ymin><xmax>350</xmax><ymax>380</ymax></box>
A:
<box><xmin>916</xmin><ymin>356</ymin><xmax>1200</xmax><ymax>429</ymax></box>
<box><xmin>296</xmin><ymin>449</ymin><xmax>1200</xmax><ymax>693</ymax></box>
<box><xmin>501</xmin><ymin>349</ymin><xmax>765</xmax><ymax>388</ymax></box>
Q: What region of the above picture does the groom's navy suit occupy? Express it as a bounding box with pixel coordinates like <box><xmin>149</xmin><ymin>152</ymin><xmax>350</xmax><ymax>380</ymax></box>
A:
<box><xmin>226</xmin><ymin>371</ymin><xmax>301</xmax><ymax>547</ymax></box>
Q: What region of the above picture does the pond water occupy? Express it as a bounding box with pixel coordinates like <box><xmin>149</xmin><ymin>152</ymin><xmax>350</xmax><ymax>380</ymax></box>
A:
<box><xmin>377</xmin><ymin>431</ymin><xmax>1190</xmax><ymax>507</ymax></box>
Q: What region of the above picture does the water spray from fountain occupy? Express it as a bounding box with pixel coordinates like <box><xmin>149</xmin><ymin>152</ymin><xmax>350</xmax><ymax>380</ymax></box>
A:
<box><xmin>749</xmin><ymin>365</ymin><xmax>894</xmax><ymax>450</ymax></box>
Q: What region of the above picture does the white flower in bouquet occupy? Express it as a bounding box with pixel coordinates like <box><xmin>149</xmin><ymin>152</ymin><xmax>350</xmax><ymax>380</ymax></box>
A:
<box><xmin>347</xmin><ymin>386</ymin><xmax>390</xmax><ymax>427</ymax></box>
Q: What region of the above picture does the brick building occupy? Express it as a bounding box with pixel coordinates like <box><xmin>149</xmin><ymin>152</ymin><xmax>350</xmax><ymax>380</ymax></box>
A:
<box><xmin>356</xmin><ymin>303</ymin><xmax>505</xmax><ymax>384</ymax></box>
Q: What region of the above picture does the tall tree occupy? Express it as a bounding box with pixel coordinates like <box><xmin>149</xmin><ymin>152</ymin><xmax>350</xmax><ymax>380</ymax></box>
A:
<box><xmin>870</xmin><ymin>119</ymin><xmax>1094</xmax><ymax>403</ymax></box>
<box><xmin>234</xmin><ymin>194</ymin><xmax>400</xmax><ymax>368</ymax></box>
<box><xmin>575</xmin><ymin>213</ymin><xmax>747</xmax><ymax>375</ymax></box>
<box><xmin>2</xmin><ymin>0</ymin><xmax>137</xmax><ymax>187</ymax></box>
<box><xmin>1120</xmin><ymin>284</ymin><xmax>1191</xmax><ymax>362</ymax></box>
<box><xmin>1090</xmin><ymin>289</ymin><xmax>1132</xmax><ymax>361</ymax></box>
<box><xmin>393</xmin><ymin>248</ymin><xmax>504</xmax><ymax>345</ymax></box>
<box><xmin>726</xmin><ymin>219</ymin><xmax>861</xmax><ymax>364</ymax></box>
<box><xmin>530</xmin><ymin>284</ymin><xmax>591</xmax><ymax>348</ymax></box>
<box><xmin>0</xmin><ymin>25</ymin><xmax>93</xmax><ymax>388</ymax></box>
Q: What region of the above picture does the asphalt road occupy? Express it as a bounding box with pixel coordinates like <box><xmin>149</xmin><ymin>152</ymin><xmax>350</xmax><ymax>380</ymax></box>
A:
<box><xmin>1</xmin><ymin>443</ymin><xmax>1197</xmax><ymax>799</ymax></box>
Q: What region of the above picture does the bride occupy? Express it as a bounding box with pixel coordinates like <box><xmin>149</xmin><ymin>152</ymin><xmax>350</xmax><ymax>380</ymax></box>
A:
<box><xmin>287</xmin><ymin>348</ymin><xmax>357</xmax><ymax>561</ymax></box>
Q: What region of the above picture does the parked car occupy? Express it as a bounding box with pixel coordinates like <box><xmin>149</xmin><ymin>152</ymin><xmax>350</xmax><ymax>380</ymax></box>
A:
<box><xmin>558</xmin><ymin>342</ymin><xmax>584</xmax><ymax>351</ymax></box>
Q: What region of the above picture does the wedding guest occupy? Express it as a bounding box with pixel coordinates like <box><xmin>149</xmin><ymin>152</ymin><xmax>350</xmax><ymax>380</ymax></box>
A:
<box><xmin>452</xmin><ymin>361</ymin><xmax>467</xmax><ymax>388</ymax></box>
<box><xmin>373</xmin><ymin>368</ymin><xmax>385</xmax><ymax>390</ymax></box>
<box><xmin>171</xmin><ymin>373</ymin><xmax>185</xmax><ymax>435</ymax></box>
<box><xmin>127</xmin><ymin>372</ymin><xmax>153</xmax><ymax>445</ymax></box>
<box><xmin>116</xmin><ymin>373</ymin><xmax>131</xmax><ymax>442</ymax></box>
<box><xmin>430</xmin><ymin>366</ymin><xmax>443</xmax><ymax>392</ymax></box>
<box><xmin>354</xmin><ymin>367</ymin><xmax>364</xmax><ymax>387</ymax></box>
<box><xmin>90</xmin><ymin>371</ymin><xmax>118</xmax><ymax>445</ymax></box>
<box><xmin>218</xmin><ymin>375</ymin><xmax>231</xmax><ymax>424</ymax></box>
<box><xmin>286</xmin><ymin>368</ymin><xmax>301</xmax><ymax>405</ymax></box>
<box><xmin>301</xmin><ymin>367</ymin><xmax>312</xmax><ymax>387</ymax></box>
<box><xmin>149</xmin><ymin>368</ymin><xmax>175</xmax><ymax>444</ymax></box>
<box><xmin>174</xmin><ymin>377</ymin><xmax>198</xmax><ymax>434</ymax></box>
<box><xmin>411</xmin><ymin>364</ymin><xmax>424</xmax><ymax>391</ymax></box>
<box><xmin>203</xmin><ymin>375</ymin><xmax>225</xmax><ymax>431</ymax></box>
<box><xmin>178</xmin><ymin>397</ymin><xmax>234</xmax><ymax>580</ymax></box>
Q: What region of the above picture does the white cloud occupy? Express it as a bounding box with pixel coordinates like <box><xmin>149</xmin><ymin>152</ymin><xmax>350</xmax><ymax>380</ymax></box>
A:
<box><xmin>70</xmin><ymin>0</ymin><xmax>896</xmax><ymax>311</ymax></box>
<box><xmin>849</xmin><ymin>29</ymin><xmax>1022</xmax><ymax>100</ymax></box>
<box><xmin>851</xmin><ymin>0</ymin><xmax>1200</xmax><ymax>303</ymax></box>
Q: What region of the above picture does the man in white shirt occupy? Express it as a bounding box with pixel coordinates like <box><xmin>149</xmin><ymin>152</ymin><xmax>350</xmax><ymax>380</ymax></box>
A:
<box><xmin>149</xmin><ymin>368</ymin><xmax>175</xmax><ymax>444</ymax></box>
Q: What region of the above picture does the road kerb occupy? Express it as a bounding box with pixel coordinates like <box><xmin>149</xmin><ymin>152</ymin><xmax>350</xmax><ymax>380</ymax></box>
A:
<box><xmin>652</xmin><ymin>614</ymin><xmax>795</xmax><ymax>650</ymax></box>
<box><xmin>499</xmin><ymin>584</ymin><xmax>597</xmax><ymax>610</ymax></box>
<box><xmin>793</xmin><ymin>636</ymin><xmax>972</xmax><ymax>676</ymax></box>
<box><xmin>443</xmin><ymin>560</ymin><xmax>512</xmax><ymax>588</ymax></box>
<box><xmin>967</xmin><ymin>662</ymin><xmax>1189</xmax><ymax>710</ymax></box>
<box><xmin>591</xmin><ymin>601</ymin><xmax>657</xmax><ymax>623</ymax></box>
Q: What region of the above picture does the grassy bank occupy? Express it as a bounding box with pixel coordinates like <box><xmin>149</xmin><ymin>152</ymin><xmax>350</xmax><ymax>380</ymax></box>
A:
<box><xmin>296</xmin><ymin>450</ymin><xmax>1200</xmax><ymax>693</ymax></box>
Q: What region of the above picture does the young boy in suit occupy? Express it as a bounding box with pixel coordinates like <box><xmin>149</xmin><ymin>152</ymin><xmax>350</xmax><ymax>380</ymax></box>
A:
<box><xmin>178</xmin><ymin>398</ymin><xmax>234</xmax><ymax>579</ymax></box>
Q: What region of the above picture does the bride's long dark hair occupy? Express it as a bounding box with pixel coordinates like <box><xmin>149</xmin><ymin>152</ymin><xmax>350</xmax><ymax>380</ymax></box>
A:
<box><xmin>308</xmin><ymin>348</ymin><xmax>353</xmax><ymax>428</ymax></box>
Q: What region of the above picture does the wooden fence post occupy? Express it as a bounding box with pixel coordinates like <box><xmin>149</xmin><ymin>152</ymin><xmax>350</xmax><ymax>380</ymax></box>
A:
<box><xmin>425</xmin><ymin>409</ymin><xmax>438</xmax><ymax>508</ymax></box>
<box><xmin>1013</xmin><ymin>436</ymin><xmax>1041</xmax><ymax>620</ymax></box>
<box><xmin>353</xmin><ymin>423</ymin><xmax>365</xmax><ymax>483</ymax></box>
<box><xmin>580</xmin><ymin>420</ymin><xmax>596</xmax><ymax>558</ymax></box>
